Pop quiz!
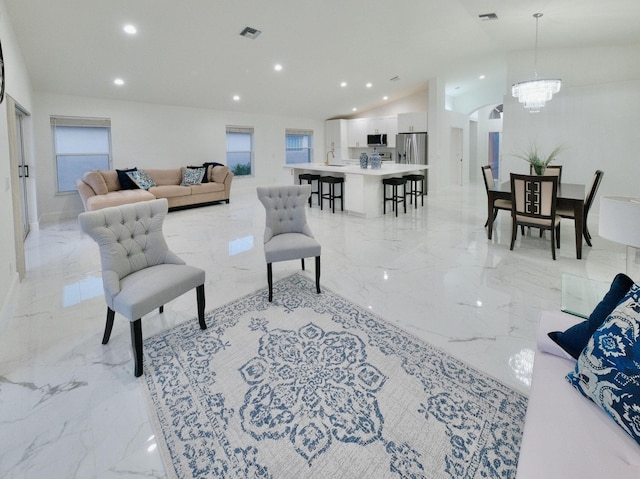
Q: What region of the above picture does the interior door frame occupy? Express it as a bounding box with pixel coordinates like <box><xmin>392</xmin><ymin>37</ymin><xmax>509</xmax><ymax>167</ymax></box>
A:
<box><xmin>7</xmin><ymin>95</ymin><xmax>31</xmax><ymax>280</ymax></box>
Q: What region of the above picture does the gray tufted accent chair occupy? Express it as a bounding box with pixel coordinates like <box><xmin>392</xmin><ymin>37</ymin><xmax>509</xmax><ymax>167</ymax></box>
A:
<box><xmin>256</xmin><ymin>185</ymin><xmax>321</xmax><ymax>301</ymax></box>
<box><xmin>78</xmin><ymin>198</ymin><xmax>206</xmax><ymax>376</ymax></box>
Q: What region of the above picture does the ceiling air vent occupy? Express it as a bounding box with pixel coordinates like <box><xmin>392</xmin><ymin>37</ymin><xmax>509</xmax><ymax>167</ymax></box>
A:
<box><xmin>239</xmin><ymin>27</ymin><xmax>262</xmax><ymax>39</ymax></box>
<box><xmin>478</xmin><ymin>13</ymin><xmax>498</xmax><ymax>21</ymax></box>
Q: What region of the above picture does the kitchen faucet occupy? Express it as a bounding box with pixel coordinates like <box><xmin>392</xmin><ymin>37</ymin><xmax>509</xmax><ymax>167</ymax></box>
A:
<box><xmin>325</xmin><ymin>150</ymin><xmax>334</xmax><ymax>166</ymax></box>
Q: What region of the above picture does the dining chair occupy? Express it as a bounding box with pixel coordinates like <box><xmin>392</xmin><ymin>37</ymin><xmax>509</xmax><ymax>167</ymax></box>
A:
<box><xmin>481</xmin><ymin>165</ymin><xmax>512</xmax><ymax>229</ymax></box>
<box><xmin>557</xmin><ymin>170</ymin><xmax>604</xmax><ymax>247</ymax></box>
<box><xmin>78</xmin><ymin>198</ymin><xmax>207</xmax><ymax>377</ymax></box>
<box><xmin>510</xmin><ymin>174</ymin><xmax>561</xmax><ymax>260</ymax></box>
<box><xmin>530</xmin><ymin>164</ymin><xmax>562</xmax><ymax>183</ymax></box>
<box><xmin>256</xmin><ymin>185</ymin><xmax>321</xmax><ymax>302</ymax></box>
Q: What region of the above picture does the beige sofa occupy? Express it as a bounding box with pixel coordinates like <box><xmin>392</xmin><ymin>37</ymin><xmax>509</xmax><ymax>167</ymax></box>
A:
<box><xmin>76</xmin><ymin>166</ymin><xmax>233</xmax><ymax>211</ymax></box>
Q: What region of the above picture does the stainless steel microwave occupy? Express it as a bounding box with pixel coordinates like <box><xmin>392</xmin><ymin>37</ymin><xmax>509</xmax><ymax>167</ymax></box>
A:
<box><xmin>367</xmin><ymin>134</ymin><xmax>387</xmax><ymax>146</ymax></box>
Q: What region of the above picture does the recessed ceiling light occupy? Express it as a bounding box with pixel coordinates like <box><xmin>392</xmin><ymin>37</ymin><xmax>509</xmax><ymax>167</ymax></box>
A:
<box><xmin>340</xmin><ymin>82</ymin><xmax>347</xmax><ymax>87</ymax></box>
<box><xmin>233</xmin><ymin>95</ymin><xmax>240</xmax><ymax>101</ymax></box>
<box><xmin>366</xmin><ymin>82</ymin><xmax>373</xmax><ymax>88</ymax></box>
<box><xmin>479</xmin><ymin>75</ymin><xmax>486</xmax><ymax>80</ymax></box>
<box><xmin>352</xmin><ymin>107</ymin><xmax>357</xmax><ymax>112</ymax></box>
<box><xmin>274</xmin><ymin>64</ymin><xmax>282</xmax><ymax>71</ymax></box>
<box><xmin>383</xmin><ymin>96</ymin><xmax>388</xmax><ymax>100</ymax></box>
<box><xmin>114</xmin><ymin>78</ymin><xmax>124</xmax><ymax>86</ymax></box>
<box><xmin>123</xmin><ymin>24</ymin><xmax>137</xmax><ymax>35</ymax></box>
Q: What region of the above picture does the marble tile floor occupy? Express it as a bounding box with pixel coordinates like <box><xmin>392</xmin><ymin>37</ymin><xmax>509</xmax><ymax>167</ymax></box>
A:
<box><xmin>0</xmin><ymin>181</ymin><xmax>625</xmax><ymax>478</ymax></box>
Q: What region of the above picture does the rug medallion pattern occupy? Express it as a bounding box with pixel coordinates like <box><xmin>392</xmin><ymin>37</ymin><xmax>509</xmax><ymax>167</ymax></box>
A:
<box><xmin>143</xmin><ymin>274</ymin><xmax>527</xmax><ymax>478</ymax></box>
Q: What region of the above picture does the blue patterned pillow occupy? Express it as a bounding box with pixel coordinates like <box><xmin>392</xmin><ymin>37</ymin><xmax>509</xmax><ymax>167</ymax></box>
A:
<box><xmin>566</xmin><ymin>283</ymin><xmax>640</xmax><ymax>446</ymax></box>
<box><xmin>126</xmin><ymin>169</ymin><xmax>156</xmax><ymax>190</ymax></box>
<box><xmin>549</xmin><ymin>273</ymin><xmax>634</xmax><ymax>359</ymax></box>
<box><xmin>181</xmin><ymin>167</ymin><xmax>205</xmax><ymax>186</ymax></box>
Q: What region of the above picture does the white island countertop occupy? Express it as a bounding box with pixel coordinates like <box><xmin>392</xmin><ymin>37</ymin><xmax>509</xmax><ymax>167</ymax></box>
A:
<box><xmin>284</xmin><ymin>162</ymin><xmax>429</xmax><ymax>218</ymax></box>
<box><xmin>283</xmin><ymin>162</ymin><xmax>428</xmax><ymax>176</ymax></box>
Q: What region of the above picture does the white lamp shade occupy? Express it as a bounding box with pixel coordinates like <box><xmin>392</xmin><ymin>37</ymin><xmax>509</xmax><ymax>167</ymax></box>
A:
<box><xmin>599</xmin><ymin>196</ymin><xmax>640</xmax><ymax>248</ymax></box>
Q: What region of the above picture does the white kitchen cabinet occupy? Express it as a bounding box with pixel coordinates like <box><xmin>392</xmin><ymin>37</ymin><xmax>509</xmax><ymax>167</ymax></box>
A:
<box><xmin>324</xmin><ymin>119</ymin><xmax>348</xmax><ymax>162</ymax></box>
<box><xmin>368</xmin><ymin>117</ymin><xmax>386</xmax><ymax>135</ymax></box>
<box><xmin>347</xmin><ymin>118</ymin><xmax>368</xmax><ymax>148</ymax></box>
<box><xmin>397</xmin><ymin>112</ymin><xmax>428</xmax><ymax>133</ymax></box>
<box><xmin>386</xmin><ymin>116</ymin><xmax>398</xmax><ymax>147</ymax></box>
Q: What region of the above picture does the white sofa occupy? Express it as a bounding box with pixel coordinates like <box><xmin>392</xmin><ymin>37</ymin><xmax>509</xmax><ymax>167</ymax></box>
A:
<box><xmin>516</xmin><ymin>310</ymin><xmax>640</xmax><ymax>477</ymax></box>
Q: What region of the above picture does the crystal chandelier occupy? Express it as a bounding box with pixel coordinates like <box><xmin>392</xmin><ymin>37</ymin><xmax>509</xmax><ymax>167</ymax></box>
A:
<box><xmin>512</xmin><ymin>13</ymin><xmax>561</xmax><ymax>113</ymax></box>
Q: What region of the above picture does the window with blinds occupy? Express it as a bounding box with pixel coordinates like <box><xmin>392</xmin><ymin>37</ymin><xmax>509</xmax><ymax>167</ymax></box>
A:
<box><xmin>51</xmin><ymin>116</ymin><xmax>112</xmax><ymax>193</ymax></box>
<box><xmin>285</xmin><ymin>129</ymin><xmax>313</xmax><ymax>164</ymax></box>
<box><xmin>226</xmin><ymin>126</ymin><xmax>254</xmax><ymax>177</ymax></box>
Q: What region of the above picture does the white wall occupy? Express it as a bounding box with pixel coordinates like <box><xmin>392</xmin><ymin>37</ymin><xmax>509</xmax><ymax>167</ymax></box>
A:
<box><xmin>0</xmin><ymin>0</ymin><xmax>35</xmax><ymax>319</ymax></box>
<box><xmin>502</xmin><ymin>44</ymin><xmax>640</xmax><ymax>212</ymax></box>
<box><xmin>32</xmin><ymin>93</ymin><xmax>325</xmax><ymax>222</ymax></box>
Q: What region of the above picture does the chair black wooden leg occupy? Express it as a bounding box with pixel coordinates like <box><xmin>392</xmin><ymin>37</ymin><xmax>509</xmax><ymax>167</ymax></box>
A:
<box><xmin>159</xmin><ymin>305</ymin><xmax>164</xmax><ymax>314</ymax></box>
<box><xmin>301</xmin><ymin>258</ymin><xmax>306</xmax><ymax>270</ymax></box>
<box><xmin>315</xmin><ymin>256</ymin><xmax>321</xmax><ymax>294</ymax></box>
<box><xmin>197</xmin><ymin>284</ymin><xmax>206</xmax><ymax>330</ymax></box>
<box><xmin>102</xmin><ymin>308</ymin><xmax>115</xmax><ymax>344</ymax></box>
<box><xmin>130</xmin><ymin>319</ymin><xmax>143</xmax><ymax>377</ymax></box>
<box><xmin>510</xmin><ymin>220</ymin><xmax>517</xmax><ymax>251</ymax></box>
<box><xmin>267</xmin><ymin>263</ymin><xmax>273</xmax><ymax>302</ymax></box>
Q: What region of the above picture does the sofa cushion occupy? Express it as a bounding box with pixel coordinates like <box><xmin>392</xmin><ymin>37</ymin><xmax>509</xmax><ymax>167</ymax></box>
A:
<box><xmin>83</xmin><ymin>171</ymin><xmax>108</xmax><ymax>195</ymax></box>
<box><xmin>148</xmin><ymin>185</ymin><xmax>191</xmax><ymax>199</ymax></box>
<box><xmin>117</xmin><ymin>168</ymin><xmax>139</xmax><ymax>190</ymax></box>
<box><xmin>85</xmin><ymin>190</ymin><xmax>155</xmax><ymax>211</ymax></box>
<box><xmin>181</xmin><ymin>167</ymin><xmax>205</xmax><ymax>186</ymax></box>
<box><xmin>190</xmin><ymin>182</ymin><xmax>224</xmax><ymax>195</ymax></box>
<box><xmin>127</xmin><ymin>169</ymin><xmax>157</xmax><ymax>190</ymax></box>
<box><xmin>144</xmin><ymin>168</ymin><xmax>182</xmax><ymax>186</ymax></box>
<box><xmin>548</xmin><ymin>273</ymin><xmax>634</xmax><ymax>359</ymax></box>
<box><xmin>566</xmin><ymin>283</ymin><xmax>640</xmax><ymax>446</ymax></box>
<box><xmin>211</xmin><ymin>165</ymin><xmax>229</xmax><ymax>183</ymax></box>
<box><xmin>203</xmin><ymin>161</ymin><xmax>224</xmax><ymax>181</ymax></box>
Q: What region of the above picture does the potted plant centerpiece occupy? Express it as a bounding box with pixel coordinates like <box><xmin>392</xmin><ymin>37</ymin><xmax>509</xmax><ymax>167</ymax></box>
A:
<box><xmin>514</xmin><ymin>144</ymin><xmax>566</xmax><ymax>175</ymax></box>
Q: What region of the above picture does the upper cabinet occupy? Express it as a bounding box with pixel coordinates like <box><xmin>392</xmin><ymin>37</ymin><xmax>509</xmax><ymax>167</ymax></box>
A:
<box><xmin>347</xmin><ymin>116</ymin><xmax>398</xmax><ymax>147</ymax></box>
<box><xmin>324</xmin><ymin>119</ymin><xmax>349</xmax><ymax>162</ymax></box>
<box><xmin>347</xmin><ymin>118</ymin><xmax>368</xmax><ymax>148</ymax></box>
<box><xmin>385</xmin><ymin>116</ymin><xmax>398</xmax><ymax>148</ymax></box>
<box><xmin>397</xmin><ymin>112</ymin><xmax>428</xmax><ymax>133</ymax></box>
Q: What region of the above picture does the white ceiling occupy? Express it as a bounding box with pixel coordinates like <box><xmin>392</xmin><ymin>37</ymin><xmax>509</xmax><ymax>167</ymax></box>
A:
<box><xmin>5</xmin><ymin>0</ymin><xmax>640</xmax><ymax>119</ymax></box>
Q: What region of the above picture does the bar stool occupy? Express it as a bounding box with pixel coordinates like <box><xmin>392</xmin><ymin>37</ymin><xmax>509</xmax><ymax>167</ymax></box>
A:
<box><xmin>382</xmin><ymin>177</ymin><xmax>407</xmax><ymax>216</ymax></box>
<box><xmin>298</xmin><ymin>173</ymin><xmax>321</xmax><ymax>207</ymax></box>
<box><xmin>403</xmin><ymin>174</ymin><xmax>425</xmax><ymax>208</ymax></box>
<box><xmin>319</xmin><ymin>176</ymin><xmax>344</xmax><ymax>213</ymax></box>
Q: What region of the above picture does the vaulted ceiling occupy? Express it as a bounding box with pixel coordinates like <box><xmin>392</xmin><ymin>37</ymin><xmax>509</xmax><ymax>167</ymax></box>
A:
<box><xmin>5</xmin><ymin>0</ymin><xmax>640</xmax><ymax>119</ymax></box>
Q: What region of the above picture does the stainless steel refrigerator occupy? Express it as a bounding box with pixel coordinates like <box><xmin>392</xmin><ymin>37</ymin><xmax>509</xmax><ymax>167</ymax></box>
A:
<box><xmin>396</xmin><ymin>132</ymin><xmax>428</xmax><ymax>192</ymax></box>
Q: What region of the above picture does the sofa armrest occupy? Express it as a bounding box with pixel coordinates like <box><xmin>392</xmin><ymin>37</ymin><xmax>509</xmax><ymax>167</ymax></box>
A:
<box><xmin>75</xmin><ymin>178</ymin><xmax>96</xmax><ymax>212</ymax></box>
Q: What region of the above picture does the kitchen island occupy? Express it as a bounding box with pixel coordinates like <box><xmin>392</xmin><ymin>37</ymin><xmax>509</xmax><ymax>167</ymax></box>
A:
<box><xmin>284</xmin><ymin>162</ymin><xmax>429</xmax><ymax>217</ymax></box>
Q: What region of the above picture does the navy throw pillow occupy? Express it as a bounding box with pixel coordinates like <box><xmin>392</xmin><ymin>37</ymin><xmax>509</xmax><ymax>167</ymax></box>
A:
<box><xmin>548</xmin><ymin>273</ymin><xmax>634</xmax><ymax>359</ymax></box>
<box><xmin>188</xmin><ymin>165</ymin><xmax>208</xmax><ymax>183</ymax></box>
<box><xmin>116</xmin><ymin>167</ymin><xmax>139</xmax><ymax>190</ymax></box>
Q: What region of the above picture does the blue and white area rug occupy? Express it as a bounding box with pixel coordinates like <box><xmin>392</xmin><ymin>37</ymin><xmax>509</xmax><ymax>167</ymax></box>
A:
<box><xmin>142</xmin><ymin>274</ymin><xmax>527</xmax><ymax>479</ymax></box>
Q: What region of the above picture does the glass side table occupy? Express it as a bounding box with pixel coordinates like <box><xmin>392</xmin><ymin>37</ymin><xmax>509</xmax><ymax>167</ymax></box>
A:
<box><xmin>561</xmin><ymin>273</ymin><xmax>610</xmax><ymax>319</ymax></box>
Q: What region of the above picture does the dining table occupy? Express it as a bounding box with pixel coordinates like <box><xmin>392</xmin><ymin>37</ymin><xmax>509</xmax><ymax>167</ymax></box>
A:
<box><xmin>487</xmin><ymin>181</ymin><xmax>586</xmax><ymax>259</ymax></box>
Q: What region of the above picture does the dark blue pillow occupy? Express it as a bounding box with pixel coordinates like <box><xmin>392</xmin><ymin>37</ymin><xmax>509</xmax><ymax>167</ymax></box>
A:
<box><xmin>548</xmin><ymin>273</ymin><xmax>634</xmax><ymax>359</ymax></box>
<box><xmin>116</xmin><ymin>167</ymin><xmax>139</xmax><ymax>190</ymax></box>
